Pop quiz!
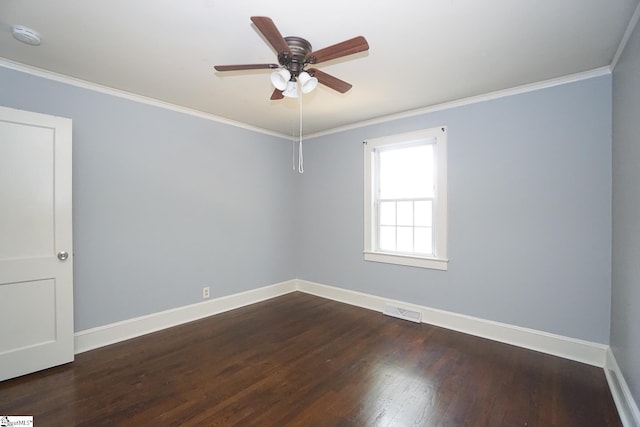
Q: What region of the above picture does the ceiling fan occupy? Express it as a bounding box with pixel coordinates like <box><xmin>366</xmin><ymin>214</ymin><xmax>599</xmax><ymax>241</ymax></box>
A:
<box><xmin>214</xmin><ymin>16</ymin><xmax>369</xmax><ymax>100</ymax></box>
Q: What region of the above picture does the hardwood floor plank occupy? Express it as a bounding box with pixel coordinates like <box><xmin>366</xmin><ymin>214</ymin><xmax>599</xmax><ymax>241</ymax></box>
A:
<box><xmin>0</xmin><ymin>292</ymin><xmax>621</xmax><ymax>426</ymax></box>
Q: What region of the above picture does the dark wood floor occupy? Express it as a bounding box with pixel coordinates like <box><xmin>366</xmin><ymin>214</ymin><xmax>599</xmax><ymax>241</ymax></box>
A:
<box><xmin>0</xmin><ymin>292</ymin><xmax>621</xmax><ymax>426</ymax></box>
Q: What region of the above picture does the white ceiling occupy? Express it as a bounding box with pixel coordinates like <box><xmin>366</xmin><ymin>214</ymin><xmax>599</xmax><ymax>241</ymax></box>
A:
<box><xmin>0</xmin><ymin>1</ymin><xmax>638</xmax><ymax>136</ymax></box>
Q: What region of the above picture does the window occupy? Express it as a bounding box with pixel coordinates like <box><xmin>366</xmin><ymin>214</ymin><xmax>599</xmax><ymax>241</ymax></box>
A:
<box><xmin>364</xmin><ymin>127</ymin><xmax>448</xmax><ymax>270</ymax></box>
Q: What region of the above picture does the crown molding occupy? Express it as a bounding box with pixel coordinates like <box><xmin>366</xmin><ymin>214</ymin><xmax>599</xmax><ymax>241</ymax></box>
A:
<box><xmin>0</xmin><ymin>58</ymin><xmax>290</xmax><ymax>140</ymax></box>
<box><xmin>306</xmin><ymin>66</ymin><xmax>612</xmax><ymax>139</ymax></box>
<box><xmin>611</xmin><ymin>2</ymin><xmax>640</xmax><ymax>71</ymax></box>
<box><xmin>1</xmin><ymin>57</ymin><xmax>611</xmax><ymax>142</ymax></box>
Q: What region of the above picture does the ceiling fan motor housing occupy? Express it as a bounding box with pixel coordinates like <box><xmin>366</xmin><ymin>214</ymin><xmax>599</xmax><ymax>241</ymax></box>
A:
<box><xmin>279</xmin><ymin>36</ymin><xmax>313</xmax><ymax>77</ymax></box>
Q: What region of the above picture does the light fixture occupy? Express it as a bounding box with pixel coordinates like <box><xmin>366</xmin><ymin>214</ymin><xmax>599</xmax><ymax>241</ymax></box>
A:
<box><xmin>270</xmin><ymin>69</ymin><xmax>291</xmax><ymax>91</ymax></box>
<box><xmin>270</xmin><ymin>69</ymin><xmax>318</xmax><ymax>98</ymax></box>
<box><xmin>298</xmin><ymin>71</ymin><xmax>318</xmax><ymax>94</ymax></box>
<box><xmin>282</xmin><ymin>80</ymin><xmax>299</xmax><ymax>98</ymax></box>
<box><xmin>268</xmin><ymin>67</ymin><xmax>318</xmax><ymax>173</ymax></box>
<box><xmin>11</xmin><ymin>25</ymin><xmax>41</xmax><ymax>46</ymax></box>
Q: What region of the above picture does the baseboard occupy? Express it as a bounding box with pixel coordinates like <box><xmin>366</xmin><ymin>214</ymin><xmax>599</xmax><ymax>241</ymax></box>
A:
<box><xmin>74</xmin><ymin>280</ymin><xmax>297</xmax><ymax>354</ymax></box>
<box><xmin>605</xmin><ymin>348</ymin><xmax>640</xmax><ymax>427</ymax></box>
<box><xmin>76</xmin><ymin>278</ymin><xmax>609</xmax><ymax>367</ymax></box>
<box><xmin>73</xmin><ymin>278</ymin><xmax>629</xmax><ymax>424</ymax></box>
<box><xmin>294</xmin><ymin>279</ymin><xmax>608</xmax><ymax>367</ymax></box>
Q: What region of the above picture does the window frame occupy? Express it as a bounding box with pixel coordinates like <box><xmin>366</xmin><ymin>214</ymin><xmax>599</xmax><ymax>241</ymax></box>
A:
<box><xmin>363</xmin><ymin>127</ymin><xmax>448</xmax><ymax>270</ymax></box>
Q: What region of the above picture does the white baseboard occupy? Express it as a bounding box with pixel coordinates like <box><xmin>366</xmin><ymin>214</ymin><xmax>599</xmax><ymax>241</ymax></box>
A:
<box><xmin>605</xmin><ymin>348</ymin><xmax>640</xmax><ymax>427</ymax></box>
<box><xmin>295</xmin><ymin>279</ymin><xmax>608</xmax><ymax>367</ymax></box>
<box><xmin>75</xmin><ymin>278</ymin><xmax>609</xmax><ymax>367</ymax></box>
<box><xmin>74</xmin><ymin>278</ymin><xmax>631</xmax><ymax>424</ymax></box>
<box><xmin>74</xmin><ymin>280</ymin><xmax>296</xmax><ymax>354</ymax></box>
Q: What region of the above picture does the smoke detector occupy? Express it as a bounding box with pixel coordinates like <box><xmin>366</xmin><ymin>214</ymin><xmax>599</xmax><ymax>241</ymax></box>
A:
<box><xmin>11</xmin><ymin>25</ymin><xmax>41</xmax><ymax>46</ymax></box>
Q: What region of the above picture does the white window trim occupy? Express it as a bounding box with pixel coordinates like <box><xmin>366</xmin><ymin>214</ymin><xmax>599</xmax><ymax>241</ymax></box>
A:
<box><xmin>364</xmin><ymin>127</ymin><xmax>448</xmax><ymax>270</ymax></box>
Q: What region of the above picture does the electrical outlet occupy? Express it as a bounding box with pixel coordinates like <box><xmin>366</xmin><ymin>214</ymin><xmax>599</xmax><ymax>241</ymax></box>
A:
<box><xmin>202</xmin><ymin>287</ymin><xmax>210</xmax><ymax>299</ymax></box>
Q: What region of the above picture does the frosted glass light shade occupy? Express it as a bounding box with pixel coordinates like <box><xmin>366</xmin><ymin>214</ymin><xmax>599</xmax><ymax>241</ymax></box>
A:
<box><xmin>298</xmin><ymin>71</ymin><xmax>318</xmax><ymax>93</ymax></box>
<box><xmin>270</xmin><ymin>69</ymin><xmax>291</xmax><ymax>91</ymax></box>
<box><xmin>282</xmin><ymin>80</ymin><xmax>299</xmax><ymax>98</ymax></box>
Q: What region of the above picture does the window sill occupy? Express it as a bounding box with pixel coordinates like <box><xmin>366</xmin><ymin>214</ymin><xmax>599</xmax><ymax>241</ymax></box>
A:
<box><xmin>364</xmin><ymin>251</ymin><xmax>448</xmax><ymax>271</ymax></box>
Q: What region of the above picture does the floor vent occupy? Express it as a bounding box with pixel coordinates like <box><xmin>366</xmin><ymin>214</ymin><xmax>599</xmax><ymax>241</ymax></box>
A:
<box><xmin>383</xmin><ymin>304</ymin><xmax>422</xmax><ymax>323</ymax></box>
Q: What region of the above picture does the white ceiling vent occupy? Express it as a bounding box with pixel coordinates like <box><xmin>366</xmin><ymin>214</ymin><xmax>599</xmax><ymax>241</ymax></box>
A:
<box><xmin>11</xmin><ymin>25</ymin><xmax>41</xmax><ymax>46</ymax></box>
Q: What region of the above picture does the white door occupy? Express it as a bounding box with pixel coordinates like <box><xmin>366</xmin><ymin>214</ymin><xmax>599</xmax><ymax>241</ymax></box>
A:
<box><xmin>0</xmin><ymin>106</ymin><xmax>74</xmax><ymax>381</ymax></box>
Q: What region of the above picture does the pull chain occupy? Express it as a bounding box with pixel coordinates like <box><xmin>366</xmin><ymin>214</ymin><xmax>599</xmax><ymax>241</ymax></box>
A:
<box><xmin>298</xmin><ymin>88</ymin><xmax>304</xmax><ymax>173</ymax></box>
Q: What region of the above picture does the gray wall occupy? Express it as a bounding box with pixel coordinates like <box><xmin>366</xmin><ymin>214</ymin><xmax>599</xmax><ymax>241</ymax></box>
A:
<box><xmin>0</xmin><ymin>67</ymin><xmax>296</xmax><ymax>331</ymax></box>
<box><xmin>612</xmin><ymin>19</ymin><xmax>640</xmax><ymax>409</ymax></box>
<box><xmin>1</xmin><ymin>65</ymin><xmax>615</xmax><ymax>346</ymax></box>
<box><xmin>296</xmin><ymin>76</ymin><xmax>613</xmax><ymax>344</ymax></box>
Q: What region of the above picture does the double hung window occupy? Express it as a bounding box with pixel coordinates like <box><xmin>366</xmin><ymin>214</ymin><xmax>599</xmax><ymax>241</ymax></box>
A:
<box><xmin>364</xmin><ymin>127</ymin><xmax>448</xmax><ymax>270</ymax></box>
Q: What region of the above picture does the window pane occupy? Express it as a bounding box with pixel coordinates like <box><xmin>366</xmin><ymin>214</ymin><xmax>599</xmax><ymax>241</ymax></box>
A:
<box><xmin>397</xmin><ymin>201</ymin><xmax>413</xmax><ymax>226</ymax></box>
<box><xmin>397</xmin><ymin>226</ymin><xmax>413</xmax><ymax>252</ymax></box>
<box><xmin>414</xmin><ymin>227</ymin><xmax>433</xmax><ymax>255</ymax></box>
<box><xmin>414</xmin><ymin>201</ymin><xmax>433</xmax><ymax>227</ymax></box>
<box><xmin>379</xmin><ymin>226</ymin><xmax>396</xmax><ymax>251</ymax></box>
<box><xmin>364</xmin><ymin>127</ymin><xmax>447</xmax><ymax>267</ymax></box>
<box><xmin>379</xmin><ymin>144</ymin><xmax>434</xmax><ymax>199</ymax></box>
<box><xmin>379</xmin><ymin>201</ymin><xmax>396</xmax><ymax>226</ymax></box>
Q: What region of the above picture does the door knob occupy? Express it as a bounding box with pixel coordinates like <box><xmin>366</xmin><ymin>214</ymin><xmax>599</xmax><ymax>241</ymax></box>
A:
<box><xmin>57</xmin><ymin>251</ymin><xmax>69</xmax><ymax>261</ymax></box>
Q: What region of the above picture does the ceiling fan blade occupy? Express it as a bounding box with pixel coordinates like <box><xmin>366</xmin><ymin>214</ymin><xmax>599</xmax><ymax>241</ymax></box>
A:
<box><xmin>305</xmin><ymin>36</ymin><xmax>369</xmax><ymax>64</ymax></box>
<box><xmin>270</xmin><ymin>89</ymin><xmax>284</xmax><ymax>100</ymax></box>
<box><xmin>250</xmin><ymin>16</ymin><xmax>292</xmax><ymax>57</ymax></box>
<box><xmin>214</xmin><ymin>64</ymin><xmax>279</xmax><ymax>71</ymax></box>
<box><xmin>308</xmin><ymin>68</ymin><xmax>353</xmax><ymax>93</ymax></box>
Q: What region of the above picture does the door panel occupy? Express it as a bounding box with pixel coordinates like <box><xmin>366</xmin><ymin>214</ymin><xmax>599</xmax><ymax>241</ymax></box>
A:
<box><xmin>0</xmin><ymin>279</ymin><xmax>56</xmax><ymax>353</ymax></box>
<box><xmin>0</xmin><ymin>122</ymin><xmax>55</xmax><ymax>259</ymax></box>
<box><xmin>0</xmin><ymin>106</ymin><xmax>74</xmax><ymax>381</ymax></box>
